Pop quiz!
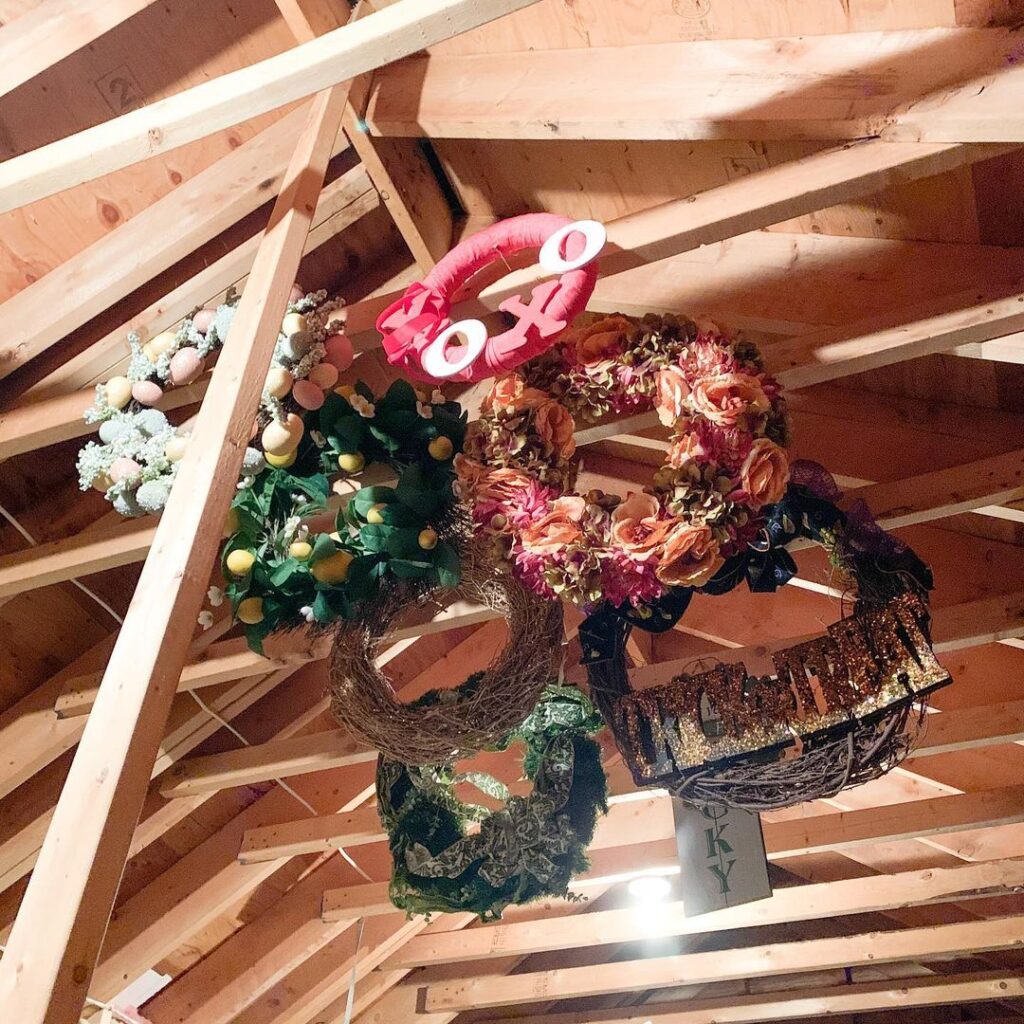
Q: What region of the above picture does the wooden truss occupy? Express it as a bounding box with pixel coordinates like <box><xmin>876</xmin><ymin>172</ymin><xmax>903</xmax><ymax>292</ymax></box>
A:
<box><xmin>0</xmin><ymin>3</ymin><xmax>1023</xmax><ymax>1024</ymax></box>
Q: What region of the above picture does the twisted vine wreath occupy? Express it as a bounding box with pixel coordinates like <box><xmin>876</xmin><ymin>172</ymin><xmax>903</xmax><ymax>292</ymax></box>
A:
<box><xmin>329</xmin><ymin>545</ymin><xmax>564</xmax><ymax>765</ymax></box>
<box><xmin>582</xmin><ymin>466</ymin><xmax>952</xmax><ymax>811</ymax></box>
<box><xmin>375</xmin><ymin>684</ymin><xmax>608</xmax><ymax>920</ymax></box>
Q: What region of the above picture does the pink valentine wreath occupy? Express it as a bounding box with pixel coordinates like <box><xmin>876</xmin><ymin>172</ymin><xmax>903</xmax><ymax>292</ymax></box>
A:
<box><xmin>454</xmin><ymin>312</ymin><xmax>791</xmax><ymax>609</ymax></box>
<box><xmin>376</xmin><ymin>213</ymin><xmax>600</xmax><ymax>383</ymax></box>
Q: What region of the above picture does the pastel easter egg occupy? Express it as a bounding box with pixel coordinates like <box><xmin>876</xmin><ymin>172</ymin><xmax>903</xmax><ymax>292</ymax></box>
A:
<box><xmin>136</xmin><ymin>479</ymin><xmax>172</xmax><ymax>513</ymax></box>
<box><xmin>281</xmin><ymin>312</ymin><xmax>307</xmax><ymax>338</ymax></box>
<box><xmin>105</xmin><ymin>376</ymin><xmax>132</xmax><ymax>410</ymax></box>
<box><xmin>289</xmin><ymin>283</ymin><xmax>304</xmax><ymax>305</ymax></box>
<box><xmin>131</xmin><ymin>380</ymin><xmax>163</xmax><ymax>406</ymax></box>
<box><xmin>292</xmin><ymin>379</ymin><xmax>325</xmax><ymax>411</ymax></box>
<box><xmin>98</xmin><ymin>419</ymin><xmax>129</xmax><ymax>445</ymax></box>
<box><xmin>281</xmin><ymin>331</ymin><xmax>312</xmax><ymax>362</ymax></box>
<box><xmin>109</xmin><ymin>457</ymin><xmax>141</xmax><ymax>483</ymax></box>
<box><xmin>265</xmin><ymin>366</ymin><xmax>294</xmax><ymax>399</ymax></box>
<box><xmin>308</xmin><ymin>362</ymin><xmax>339</xmax><ymax>390</ymax></box>
<box><xmin>261</xmin><ymin>413</ymin><xmax>304</xmax><ymax>456</ymax></box>
<box><xmin>142</xmin><ymin>330</ymin><xmax>176</xmax><ymax>362</ymax></box>
<box><xmin>169</xmin><ymin>347</ymin><xmax>204</xmax><ymax>386</ymax></box>
<box><xmin>164</xmin><ymin>436</ymin><xmax>189</xmax><ymax>462</ymax></box>
<box><xmin>192</xmin><ymin>308</ymin><xmax>217</xmax><ymax>334</ymax></box>
<box><xmin>135</xmin><ymin>409</ymin><xmax>169</xmax><ymax>436</ymax></box>
<box><xmin>323</xmin><ymin>333</ymin><xmax>354</xmax><ymax>372</ymax></box>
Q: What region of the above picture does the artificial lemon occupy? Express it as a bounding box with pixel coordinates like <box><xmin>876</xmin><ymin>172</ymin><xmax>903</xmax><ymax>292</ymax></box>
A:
<box><xmin>226</xmin><ymin>549</ymin><xmax>256</xmax><ymax>576</ymax></box>
<box><xmin>428</xmin><ymin>436</ymin><xmax>454</xmax><ymax>461</ymax></box>
<box><xmin>337</xmin><ymin>452</ymin><xmax>365</xmax><ymax>473</ymax></box>
<box><xmin>237</xmin><ymin>597</ymin><xmax>264</xmax><ymax>624</ymax></box>
<box><xmin>366</xmin><ymin>503</ymin><xmax>387</xmax><ymax>525</ymax></box>
<box><xmin>311</xmin><ymin>550</ymin><xmax>354</xmax><ymax>584</ymax></box>
<box><xmin>418</xmin><ymin>528</ymin><xmax>438</xmax><ymax>550</ymax></box>
<box><xmin>266</xmin><ymin>450</ymin><xmax>297</xmax><ymax>469</ymax></box>
<box><xmin>289</xmin><ymin>541</ymin><xmax>312</xmax><ymax>561</ymax></box>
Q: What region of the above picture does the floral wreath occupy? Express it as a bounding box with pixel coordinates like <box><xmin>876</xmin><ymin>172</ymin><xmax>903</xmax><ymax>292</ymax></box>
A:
<box><xmin>376</xmin><ymin>683</ymin><xmax>608</xmax><ymax>920</ymax></box>
<box><xmin>455</xmin><ymin>312</ymin><xmax>790</xmax><ymax>609</ymax></box>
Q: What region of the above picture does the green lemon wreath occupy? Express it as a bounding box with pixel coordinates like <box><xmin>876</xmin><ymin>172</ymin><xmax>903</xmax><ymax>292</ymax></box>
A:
<box><xmin>375</xmin><ymin>683</ymin><xmax>608</xmax><ymax>920</ymax></box>
<box><xmin>218</xmin><ymin>379</ymin><xmax>468</xmax><ymax>652</ymax></box>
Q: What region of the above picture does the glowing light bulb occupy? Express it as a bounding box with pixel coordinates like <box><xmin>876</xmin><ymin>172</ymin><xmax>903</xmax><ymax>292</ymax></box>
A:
<box><xmin>627</xmin><ymin>875</ymin><xmax>672</xmax><ymax>904</ymax></box>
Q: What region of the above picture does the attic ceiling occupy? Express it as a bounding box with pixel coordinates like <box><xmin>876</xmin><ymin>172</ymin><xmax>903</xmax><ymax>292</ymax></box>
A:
<box><xmin>1</xmin><ymin>0</ymin><xmax>1024</xmax><ymax>1022</ymax></box>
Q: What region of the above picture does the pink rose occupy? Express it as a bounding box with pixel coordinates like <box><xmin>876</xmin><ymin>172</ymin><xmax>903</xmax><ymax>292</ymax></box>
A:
<box><xmin>520</xmin><ymin>496</ymin><xmax>587</xmax><ymax>555</ymax></box>
<box><xmin>655</xmin><ymin>364</ymin><xmax>691</xmax><ymax>427</ymax></box>
<box><xmin>655</xmin><ymin>522</ymin><xmax>723</xmax><ymax>588</ymax></box>
<box><xmin>689</xmin><ymin>372</ymin><xmax>769</xmax><ymax>428</ymax></box>
<box><xmin>740</xmin><ymin>438</ymin><xmax>790</xmax><ymax>508</ymax></box>
<box><xmin>533</xmin><ymin>400</ymin><xmax>576</xmax><ymax>459</ymax></box>
<box><xmin>610</xmin><ymin>492</ymin><xmax>673</xmax><ymax>559</ymax></box>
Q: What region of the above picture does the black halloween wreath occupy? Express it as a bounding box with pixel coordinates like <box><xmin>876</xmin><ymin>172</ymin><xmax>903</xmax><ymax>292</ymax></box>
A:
<box><xmin>375</xmin><ymin>683</ymin><xmax>608</xmax><ymax>920</ymax></box>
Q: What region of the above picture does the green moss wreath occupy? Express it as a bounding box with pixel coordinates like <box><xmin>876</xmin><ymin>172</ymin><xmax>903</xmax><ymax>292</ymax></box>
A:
<box><xmin>375</xmin><ymin>683</ymin><xmax>608</xmax><ymax>920</ymax></box>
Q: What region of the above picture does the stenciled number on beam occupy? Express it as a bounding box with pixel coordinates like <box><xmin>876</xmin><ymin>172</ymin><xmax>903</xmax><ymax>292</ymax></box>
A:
<box><xmin>376</xmin><ymin>213</ymin><xmax>606</xmax><ymax>383</ymax></box>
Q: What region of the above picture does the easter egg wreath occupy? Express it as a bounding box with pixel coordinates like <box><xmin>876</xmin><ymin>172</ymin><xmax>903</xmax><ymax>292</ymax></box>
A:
<box><xmin>455</xmin><ymin>312</ymin><xmax>791</xmax><ymax>610</ymax></box>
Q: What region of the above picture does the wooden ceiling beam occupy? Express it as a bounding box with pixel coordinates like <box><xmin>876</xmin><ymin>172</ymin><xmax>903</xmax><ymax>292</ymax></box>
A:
<box><xmin>423</xmin><ymin>913</ymin><xmax>1024</xmax><ymax>1012</ymax></box>
<box><xmin>466</xmin><ymin>971</ymin><xmax>1024</xmax><ymax>1024</ymax></box>
<box><xmin>165</xmin><ymin>687</ymin><xmax>1024</xmax><ymax>806</ymax></box>
<box><xmin>0</xmin><ymin>0</ymin><xmax>543</xmax><ymax>217</ymax></box>
<box><xmin>365</xmin><ymin>30</ymin><xmax>1024</xmax><ymax>143</ymax></box>
<box><xmin>0</xmin><ymin>0</ymin><xmax>157</xmax><ymax>99</ymax></box>
<box><xmin>9</xmin><ymin>163</ymin><xmax>375</xmax><ymax>412</ymax></box>
<box><xmin>158</xmin><ymin>728</ymin><xmax>374</xmax><ymax>798</ymax></box>
<box><xmin>0</xmin><ymin>104</ymin><xmax>338</xmax><ymax>383</ymax></box>
<box><xmin>383</xmin><ymin>857</ymin><xmax>1024</xmax><ymax>970</ymax></box>
<box><xmin>0</xmin><ymin>78</ymin><xmax>351</xmax><ymax>1021</ymax></box>
<box><xmin>239</xmin><ymin>781</ymin><xmax>1024</xmax><ymax>867</ymax></box>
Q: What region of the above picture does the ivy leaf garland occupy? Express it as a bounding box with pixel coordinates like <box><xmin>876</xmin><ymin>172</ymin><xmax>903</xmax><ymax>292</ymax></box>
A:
<box><xmin>221</xmin><ymin>382</ymin><xmax>468</xmax><ymax>652</ymax></box>
<box><xmin>376</xmin><ymin>682</ymin><xmax>608</xmax><ymax>921</ymax></box>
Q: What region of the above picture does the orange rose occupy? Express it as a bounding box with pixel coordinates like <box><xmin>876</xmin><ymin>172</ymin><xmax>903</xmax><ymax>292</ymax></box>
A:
<box><xmin>483</xmin><ymin>374</ymin><xmax>549</xmax><ymax>414</ymax></box>
<box><xmin>689</xmin><ymin>372</ymin><xmax>769</xmax><ymax>428</ymax></box>
<box><xmin>655</xmin><ymin>365</ymin><xmax>690</xmax><ymax>427</ymax></box>
<box><xmin>655</xmin><ymin>522</ymin><xmax>723</xmax><ymax>588</ymax></box>
<box><xmin>534</xmin><ymin>400</ymin><xmax>576</xmax><ymax>460</ymax></box>
<box><xmin>740</xmin><ymin>438</ymin><xmax>790</xmax><ymax>508</ymax></box>
<box><xmin>566</xmin><ymin>315</ymin><xmax>633</xmax><ymax>366</ymax></box>
<box><xmin>610</xmin><ymin>492</ymin><xmax>673</xmax><ymax>559</ymax></box>
<box><xmin>520</xmin><ymin>496</ymin><xmax>587</xmax><ymax>555</ymax></box>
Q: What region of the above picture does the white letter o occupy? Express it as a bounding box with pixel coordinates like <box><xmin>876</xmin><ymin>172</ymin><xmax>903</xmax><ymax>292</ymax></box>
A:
<box><xmin>538</xmin><ymin>219</ymin><xmax>607</xmax><ymax>273</ymax></box>
<box><xmin>421</xmin><ymin>319</ymin><xmax>489</xmax><ymax>379</ymax></box>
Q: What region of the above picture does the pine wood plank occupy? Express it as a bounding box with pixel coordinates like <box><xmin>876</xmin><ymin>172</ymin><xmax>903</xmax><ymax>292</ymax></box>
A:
<box><xmin>0</xmin><ymin>0</ymin><xmax>544</xmax><ymax>217</ymax></box>
<box><xmin>0</xmin><ymin>80</ymin><xmax>350</xmax><ymax>1023</ymax></box>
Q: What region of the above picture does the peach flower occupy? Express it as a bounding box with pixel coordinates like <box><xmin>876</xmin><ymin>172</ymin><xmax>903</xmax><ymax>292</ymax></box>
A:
<box><xmin>610</xmin><ymin>492</ymin><xmax>673</xmax><ymax>559</ymax></box>
<box><xmin>655</xmin><ymin>522</ymin><xmax>723</xmax><ymax>588</ymax></box>
<box><xmin>534</xmin><ymin>399</ymin><xmax>576</xmax><ymax>459</ymax></box>
<box><xmin>689</xmin><ymin>372</ymin><xmax>769</xmax><ymax>428</ymax></box>
<box><xmin>455</xmin><ymin>456</ymin><xmax>534</xmax><ymax>506</ymax></box>
<box><xmin>666</xmin><ymin>432</ymin><xmax>704</xmax><ymax>468</ymax></box>
<box><xmin>520</xmin><ymin>496</ymin><xmax>587</xmax><ymax>555</ymax></box>
<box><xmin>483</xmin><ymin>374</ymin><xmax>549</xmax><ymax>414</ymax></box>
<box><xmin>655</xmin><ymin>365</ymin><xmax>691</xmax><ymax>427</ymax></box>
<box><xmin>740</xmin><ymin>438</ymin><xmax>790</xmax><ymax>508</ymax></box>
<box><xmin>566</xmin><ymin>315</ymin><xmax>633</xmax><ymax>366</ymax></box>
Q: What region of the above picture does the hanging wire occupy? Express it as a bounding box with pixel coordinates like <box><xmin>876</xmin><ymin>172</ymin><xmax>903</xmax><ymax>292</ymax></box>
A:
<box><xmin>342</xmin><ymin>917</ymin><xmax>366</xmax><ymax>1024</ymax></box>
<box><xmin>186</xmin><ymin>689</ymin><xmax>373</xmax><ymax>882</ymax></box>
<box><xmin>0</xmin><ymin>501</ymin><xmax>125</xmax><ymax>625</ymax></box>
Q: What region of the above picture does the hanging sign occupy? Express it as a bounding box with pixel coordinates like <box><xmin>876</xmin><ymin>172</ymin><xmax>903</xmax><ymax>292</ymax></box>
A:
<box><xmin>672</xmin><ymin>797</ymin><xmax>772</xmax><ymax>916</ymax></box>
<box><xmin>376</xmin><ymin>212</ymin><xmax>606</xmax><ymax>383</ymax></box>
